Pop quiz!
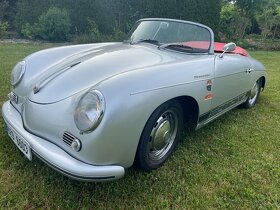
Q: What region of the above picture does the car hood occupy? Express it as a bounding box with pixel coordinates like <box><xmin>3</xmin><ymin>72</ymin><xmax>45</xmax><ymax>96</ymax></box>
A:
<box><xmin>21</xmin><ymin>42</ymin><xmax>180</xmax><ymax>104</ymax></box>
<box><xmin>8</xmin><ymin>42</ymin><xmax>194</xmax><ymax>105</ymax></box>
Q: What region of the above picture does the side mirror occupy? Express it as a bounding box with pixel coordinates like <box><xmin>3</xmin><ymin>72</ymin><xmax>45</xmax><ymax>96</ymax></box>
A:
<box><xmin>219</xmin><ymin>42</ymin><xmax>236</xmax><ymax>58</ymax></box>
<box><xmin>224</xmin><ymin>42</ymin><xmax>236</xmax><ymax>52</ymax></box>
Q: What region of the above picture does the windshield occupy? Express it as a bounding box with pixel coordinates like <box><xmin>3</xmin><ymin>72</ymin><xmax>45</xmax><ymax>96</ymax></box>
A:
<box><xmin>127</xmin><ymin>20</ymin><xmax>212</xmax><ymax>53</ymax></box>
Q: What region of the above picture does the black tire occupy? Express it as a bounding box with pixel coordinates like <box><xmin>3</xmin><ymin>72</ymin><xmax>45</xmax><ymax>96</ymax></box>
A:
<box><xmin>135</xmin><ymin>100</ymin><xmax>183</xmax><ymax>172</ymax></box>
<box><xmin>243</xmin><ymin>79</ymin><xmax>262</xmax><ymax>108</ymax></box>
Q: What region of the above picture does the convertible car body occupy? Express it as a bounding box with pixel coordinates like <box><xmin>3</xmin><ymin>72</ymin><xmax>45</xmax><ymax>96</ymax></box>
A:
<box><xmin>2</xmin><ymin>18</ymin><xmax>267</xmax><ymax>181</ymax></box>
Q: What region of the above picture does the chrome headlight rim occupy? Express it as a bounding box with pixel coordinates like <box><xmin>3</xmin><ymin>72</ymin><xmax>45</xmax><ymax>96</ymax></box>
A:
<box><xmin>74</xmin><ymin>89</ymin><xmax>105</xmax><ymax>133</ymax></box>
<box><xmin>11</xmin><ymin>61</ymin><xmax>26</xmax><ymax>86</ymax></box>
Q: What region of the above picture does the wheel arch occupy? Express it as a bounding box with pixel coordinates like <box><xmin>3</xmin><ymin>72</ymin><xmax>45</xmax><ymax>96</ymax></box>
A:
<box><xmin>173</xmin><ymin>96</ymin><xmax>200</xmax><ymax>131</ymax></box>
<box><xmin>259</xmin><ymin>76</ymin><xmax>266</xmax><ymax>90</ymax></box>
<box><xmin>133</xmin><ymin>95</ymin><xmax>199</xmax><ymax>165</ymax></box>
<box><xmin>143</xmin><ymin>95</ymin><xmax>200</xmax><ymax>132</ymax></box>
<box><xmin>139</xmin><ymin>95</ymin><xmax>200</xmax><ymax>141</ymax></box>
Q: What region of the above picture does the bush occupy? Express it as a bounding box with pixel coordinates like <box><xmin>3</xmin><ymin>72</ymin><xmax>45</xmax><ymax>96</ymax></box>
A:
<box><xmin>244</xmin><ymin>39</ymin><xmax>280</xmax><ymax>51</ymax></box>
<box><xmin>257</xmin><ymin>8</ymin><xmax>280</xmax><ymax>39</ymax></box>
<box><xmin>21</xmin><ymin>23</ymin><xmax>33</xmax><ymax>39</ymax></box>
<box><xmin>72</xmin><ymin>19</ymin><xmax>127</xmax><ymax>44</ymax></box>
<box><xmin>0</xmin><ymin>21</ymin><xmax>8</xmax><ymax>38</ymax></box>
<box><xmin>37</xmin><ymin>7</ymin><xmax>71</xmax><ymax>41</ymax></box>
<box><xmin>86</xmin><ymin>19</ymin><xmax>102</xmax><ymax>42</ymax></box>
<box><xmin>113</xmin><ymin>27</ymin><xmax>126</xmax><ymax>41</ymax></box>
<box><xmin>245</xmin><ymin>34</ymin><xmax>263</xmax><ymax>40</ymax></box>
<box><xmin>21</xmin><ymin>23</ymin><xmax>40</xmax><ymax>39</ymax></box>
<box><xmin>72</xmin><ymin>19</ymin><xmax>106</xmax><ymax>44</ymax></box>
<box><xmin>236</xmin><ymin>39</ymin><xmax>250</xmax><ymax>49</ymax></box>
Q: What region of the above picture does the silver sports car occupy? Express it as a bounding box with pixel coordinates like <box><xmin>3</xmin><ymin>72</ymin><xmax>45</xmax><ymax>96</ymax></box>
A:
<box><xmin>2</xmin><ymin>18</ymin><xmax>267</xmax><ymax>181</ymax></box>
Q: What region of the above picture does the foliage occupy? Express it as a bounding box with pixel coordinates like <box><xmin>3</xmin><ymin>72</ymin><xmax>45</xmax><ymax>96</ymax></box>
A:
<box><xmin>220</xmin><ymin>0</ymin><xmax>280</xmax><ymax>41</ymax></box>
<box><xmin>244</xmin><ymin>39</ymin><xmax>280</xmax><ymax>51</ymax></box>
<box><xmin>127</xmin><ymin>0</ymin><xmax>221</xmax><ymax>36</ymax></box>
<box><xmin>113</xmin><ymin>27</ymin><xmax>126</xmax><ymax>42</ymax></box>
<box><xmin>72</xmin><ymin>26</ymin><xmax>126</xmax><ymax>44</ymax></box>
<box><xmin>20</xmin><ymin>23</ymin><xmax>37</xmax><ymax>39</ymax></box>
<box><xmin>0</xmin><ymin>21</ymin><xmax>8</xmax><ymax>38</ymax></box>
<box><xmin>234</xmin><ymin>0</ymin><xmax>264</xmax><ymax>19</ymax></box>
<box><xmin>2</xmin><ymin>0</ymin><xmax>280</xmax><ymax>42</ymax></box>
<box><xmin>14</xmin><ymin>0</ymin><xmax>50</xmax><ymax>34</ymax></box>
<box><xmin>72</xmin><ymin>19</ymin><xmax>102</xmax><ymax>44</ymax></box>
<box><xmin>220</xmin><ymin>3</ymin><xmax>251</xmax><ymax>41</ymax></box>
<box><xmin>86</xmin><ymin>19</ymin><xmax>102</xmax><ymax>42</ymax></box>
<box><xmin>0</xmin><ymin>0</ymin><xmax>8</xmax><ymax>20</ymax></box>
<box><xmin>0</xmin><ymin>43</ymin><xmax>280</xmax><ymax>209</ymax></box>
<box><xmin>256</xmin><ymin>4</ymin><xmax>280</xmax><ymax>39</ymax></box>
<box><xmin>36</xmin><ymin>7</ymin><xmax>71</xmax><ymax>41</ymax></box>
<box><xmin>10</xmin><ymin>0</ymin><xmax>222</xmax><ymax>42</ymax></box>
<box><xmin>19</xmin><ymin>7</ymin><xmax>71</xmax><ymax>41</ymax></box>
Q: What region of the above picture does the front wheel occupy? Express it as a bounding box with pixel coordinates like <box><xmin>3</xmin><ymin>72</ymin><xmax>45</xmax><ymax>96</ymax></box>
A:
<box><xmin>135</xmin><ymin>100</ymin><xmax>183</xmax><ymax>172</ymax></box>
<box><xmin>243</xmin><ymin>79</ymin><xmax>262</xmax><ymax>108</ymax></box>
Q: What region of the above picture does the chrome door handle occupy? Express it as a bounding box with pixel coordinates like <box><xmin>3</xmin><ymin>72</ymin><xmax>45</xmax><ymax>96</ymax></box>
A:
<box><xmin>246</xmin><ymin>68</ymin><xmax>254</xmax><ymax>73</ymax></box>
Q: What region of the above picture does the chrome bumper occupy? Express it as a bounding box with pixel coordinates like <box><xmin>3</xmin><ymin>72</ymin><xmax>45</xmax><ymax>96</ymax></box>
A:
<box><xmin>2</xmin><ymin>101</ymin><xmax>125</xmax><ymax>181</ymax></box>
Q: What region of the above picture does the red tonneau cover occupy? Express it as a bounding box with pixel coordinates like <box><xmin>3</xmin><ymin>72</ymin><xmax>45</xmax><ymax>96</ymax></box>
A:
<box><xmin>183</xmin><ymin>41</ymin><xmax>249</xmax><ymax>57</ymax></box>
<box><xmin>213</xmin><ymin>42</ymin><xmax>249</xmax><ymax>57</ymax></box>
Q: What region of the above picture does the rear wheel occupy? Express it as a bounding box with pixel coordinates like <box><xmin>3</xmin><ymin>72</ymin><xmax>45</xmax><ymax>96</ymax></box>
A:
<box><xmin>135</xmin><ymin>100</ymin><xmax>183</xmax><ymax>171</ymax></box>
<box><xmin>243</xmin><ymin>79</ymin><xmax>262</xmax><ymax>108</ymax></box>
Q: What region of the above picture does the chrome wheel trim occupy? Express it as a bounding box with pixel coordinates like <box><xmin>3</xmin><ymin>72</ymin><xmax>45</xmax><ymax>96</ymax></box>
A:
<box><xmin>248</xmin><ymin>81</ymin><xmax>260</xmax><ymax>106</ymax></box>
<box><xmin>148</xmin><ymin>110</ymin><xmax>178</xmax><ymax>161</ymax></box>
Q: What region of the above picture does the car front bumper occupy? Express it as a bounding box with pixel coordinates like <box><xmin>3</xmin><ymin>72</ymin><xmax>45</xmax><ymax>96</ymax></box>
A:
<box><xmin>2</xmin><ymin>101</ymin><xmax>125</xmax><ymax>181</ymax></box>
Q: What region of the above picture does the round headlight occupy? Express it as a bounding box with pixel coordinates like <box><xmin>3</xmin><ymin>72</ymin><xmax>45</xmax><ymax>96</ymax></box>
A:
<box><xmin>11</xmin><ymin>61</ymin><xmax>26</xmax><ymax>86</ymax></box>
<box><xmin>74</xmin><ymin>90</ymin><xmax>105</xmax><ymax>133</ymax></box>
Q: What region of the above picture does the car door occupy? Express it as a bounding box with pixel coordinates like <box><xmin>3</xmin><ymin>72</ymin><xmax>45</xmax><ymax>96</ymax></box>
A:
<box><xmin>212</xmin><ymin>54</ymin><xmax>251</xmax><ymax>112</ymax></box>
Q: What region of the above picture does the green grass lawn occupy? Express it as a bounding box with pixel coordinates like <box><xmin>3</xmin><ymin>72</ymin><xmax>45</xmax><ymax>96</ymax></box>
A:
<box><xmin>0</xmin><ymin>43</ymin><xmax>279</xmax><ymax>209</ymax></box>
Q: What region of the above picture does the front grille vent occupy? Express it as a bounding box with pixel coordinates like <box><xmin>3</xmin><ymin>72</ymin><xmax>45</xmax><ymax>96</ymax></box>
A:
<box><xmin>62</xmin><ymin>132</ymin><xmax>76</xmax><ymax>147</ymax></box>
<box><xmin>10</xmin><ymin>92</ymin><xmax>18</xmax><ymax>104</ymax></box>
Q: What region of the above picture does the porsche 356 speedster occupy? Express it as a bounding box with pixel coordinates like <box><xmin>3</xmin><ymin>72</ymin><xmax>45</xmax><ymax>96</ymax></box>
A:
<box><xmin>2</xmin><ymin>18</ymin><xmax>267</xmax><ymax>181</ymax></box>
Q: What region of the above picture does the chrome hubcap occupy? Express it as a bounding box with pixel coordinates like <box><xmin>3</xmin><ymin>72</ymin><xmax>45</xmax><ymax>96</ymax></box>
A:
<box><xmin>249</xmin><ymin>82</ymin><xmax>259</xmax><ymax>105</ymax></box>
<box><xmin>148</xmin><ymin>110</ymin><xmax>178</xmax><ymax>161</ymax></box>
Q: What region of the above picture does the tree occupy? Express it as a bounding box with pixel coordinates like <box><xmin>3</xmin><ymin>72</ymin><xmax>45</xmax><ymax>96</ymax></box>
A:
<box><xmin>0</xmin><ymin>20</ymin><xmax>8</xmax><ymax>37</ymax></box>
<box><xmin>12</xmin><ymin>0</ymin><xmax>222</xmax><ymax>41</ymax></box>
<box><xmin>37</xmin><ymin>7</ymin><xmax>71</xmax><ymax>41</ymax></box>
<box><xmin>0</xmin><ymin>0</ymin><xmax>8</xmax><ymax>20</ymax></box>
<box><xmin>14</xmin><ymin>0</ymin><xmax>50</xmax><ymax>33</ymax></box>
<box><xmin>220</xmin><ymin>3</ymin><xmax>251</xmax><ymax>41</ymax></box>
<box><xmin>235</xmin><ymin>0</ymin><xmax>263</xmax><ymax>18</ymax></box>
<box><xmin>257</xmin><ymin>7</ymin><xmax>280</xmax><ymax>39</ymax></box>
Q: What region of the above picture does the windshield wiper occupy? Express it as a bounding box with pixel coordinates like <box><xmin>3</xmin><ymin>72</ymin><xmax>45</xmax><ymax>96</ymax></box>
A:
<box><xmin>130</xmin><ymin>39</ymin><xmax>159</xmax><ymax>45</ymax></box>
<box><xmin>159</xmin><ymin>43</ymin><xmax>194</xmax><ymax>52</ymax></box>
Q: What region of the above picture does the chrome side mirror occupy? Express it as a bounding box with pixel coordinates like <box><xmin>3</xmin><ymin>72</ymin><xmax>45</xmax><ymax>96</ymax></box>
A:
<box><xmin>219</xmin><ymin>42</ymin><xmax>236</xmax><ymax>58</ymax></box>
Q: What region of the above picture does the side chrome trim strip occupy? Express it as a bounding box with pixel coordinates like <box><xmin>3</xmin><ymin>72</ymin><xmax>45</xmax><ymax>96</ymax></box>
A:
<box><xmin>197</xmin><ymin>91</ymin><xmax>249</xmax><ymax>129</ymax></box>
